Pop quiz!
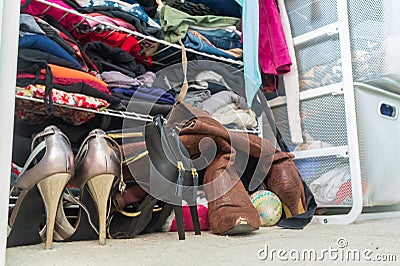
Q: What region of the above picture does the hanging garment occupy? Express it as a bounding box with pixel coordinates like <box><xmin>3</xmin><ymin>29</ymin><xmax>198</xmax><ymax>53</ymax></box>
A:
<box><xmin>258</xmin><ymin>0</ymin><xmax>292</xmax><ymax>75</ymax></box>
<box><xmin>160</xmin><ymin>5</ymin><xmax>240</xmax><ymax>43</ymax></box>
<box><xmin>237</xmin><ymin>0</ymin><xmax>262</xmax><ymax>106</ymax></box>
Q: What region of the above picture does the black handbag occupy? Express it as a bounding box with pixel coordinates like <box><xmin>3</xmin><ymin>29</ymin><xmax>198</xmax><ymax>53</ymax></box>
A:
<box><xmin>144</xmin><ymin>115</ymin><xmax>201</xmax><ymax>240</ymax></box>
<box><xmin>108</xmin><ymin>42</ymin><xmax>200</xmax><ymax>240</ymax></box>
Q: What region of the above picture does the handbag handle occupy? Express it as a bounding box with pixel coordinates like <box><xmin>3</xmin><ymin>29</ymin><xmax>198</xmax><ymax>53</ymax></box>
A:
<box><xmin>175</xmin><ymin>37</ymin><xmax>189</xmax><ymax>104</ymax></box>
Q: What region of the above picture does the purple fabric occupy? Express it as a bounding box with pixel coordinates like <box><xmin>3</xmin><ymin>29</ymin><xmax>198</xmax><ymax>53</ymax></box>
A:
<box><xmin>111</xmin><ymin>87</ymin><xmax>176</xmax><ymax>104</ymax></box>
<box><xmin>258</xmin><ymin>0</ymin><xmax>291</xmax><ymax>75</ymax></box>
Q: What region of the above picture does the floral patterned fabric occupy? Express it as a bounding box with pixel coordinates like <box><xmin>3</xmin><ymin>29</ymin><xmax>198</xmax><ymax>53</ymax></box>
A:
<box><xmin>15</xmin><ymin>84</ymin><xmax>110</xmax><ymax>126</ymax></box>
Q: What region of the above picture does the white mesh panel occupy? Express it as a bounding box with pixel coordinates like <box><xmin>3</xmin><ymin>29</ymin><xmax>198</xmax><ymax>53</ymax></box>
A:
<box><xmin>286</xmin><ymin>0</ymin><xmax>338</xmax><ymax>37</ymax></box>
<box><xmin>278</xmin><ymin>0</ymin><xmax>400</xmax><ymax>208</ymax></box>
<box><xmin>272</xmin><ymin>94</ymin><xmax>348</xmax><ymax>150</ymax></box>
<box><xmin>295</xmin><ymin>156</ymin><xmax>351</xmax><ymax>206</ymax></box>
<box><xmin>296</xmin><ymin>36</ymin><xmax>342</xmax><ymax>90</ymax></box>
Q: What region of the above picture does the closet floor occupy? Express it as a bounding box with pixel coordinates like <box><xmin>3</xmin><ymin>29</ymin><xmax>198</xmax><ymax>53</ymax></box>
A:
<box><xmin>6</xmin><ymin>218</ymin><xmax>400</xmax><ymax>265</ymax></box>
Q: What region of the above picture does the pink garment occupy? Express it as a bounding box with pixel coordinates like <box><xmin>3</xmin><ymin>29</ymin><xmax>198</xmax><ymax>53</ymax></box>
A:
<box><xmin>258</xmin><ymin>0</ymin><xmax>292</xmax><ymax>75</ymax></box>
<box><xmin>169</xmin><ymin>204</ymin><xmax>210</xmax><ymax>232</ymax></box>
<box><xmin>21</xmin><ymin>0</ymin><xmax>87</xmax><ymax>35</ymax></box>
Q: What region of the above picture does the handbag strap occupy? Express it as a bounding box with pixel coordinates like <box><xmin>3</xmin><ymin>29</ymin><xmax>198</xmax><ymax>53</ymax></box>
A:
<box><xmin>175</xmin><ymin>37</ymin><xmax>189</xmax><ymax>104</ymax></box>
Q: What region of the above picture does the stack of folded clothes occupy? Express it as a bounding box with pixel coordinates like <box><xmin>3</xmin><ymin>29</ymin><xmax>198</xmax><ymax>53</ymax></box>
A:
<box><xmin>160</xmin><ymin>0</ymin><xmax>243</xmax><ymax>60</ymax></box>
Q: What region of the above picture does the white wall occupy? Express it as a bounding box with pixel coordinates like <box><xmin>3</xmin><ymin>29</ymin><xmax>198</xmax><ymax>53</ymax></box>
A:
<box><xmin>0</xmin><ymin>0</ymin><xmax>20</xmax><ymax>264</ymax></box>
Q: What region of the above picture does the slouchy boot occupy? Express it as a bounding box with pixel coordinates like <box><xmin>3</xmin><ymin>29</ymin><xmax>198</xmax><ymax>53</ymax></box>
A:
<box><xmin>203</xmin><ymin>153</ymin><xmax>261</xmax><ymax>234</ymax></box>
<box><xmin>265</xmin><ymin>151</ymin><xmax>307</xmax><ymax>218</ymax></box>
<box><xmin>179</xmin><ymin>115</ymin><xmax>275</xmax><ymax>234</ymax></box>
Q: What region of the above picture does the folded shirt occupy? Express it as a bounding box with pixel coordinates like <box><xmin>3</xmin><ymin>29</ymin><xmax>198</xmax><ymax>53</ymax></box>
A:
<box><xmin>111</xmin><ymin>87</ymin><xmax>176</xmax><ymax>104</ymax></box>
<box><xmin>19</xmin><ymin>34</ymin><xmax>82</xmax><ymax>69</ymax></box>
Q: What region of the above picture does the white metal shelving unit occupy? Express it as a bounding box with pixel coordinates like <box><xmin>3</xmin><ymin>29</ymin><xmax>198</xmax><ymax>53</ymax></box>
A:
<box><xmin>270</xmin><ymin>0</ymin><xmax>400</xmax><ymax>223</ymax></box>
<box><xmin>14</xmin><ymin>0</ymin><xmax>246</xmax><ymax>124</ymax></box>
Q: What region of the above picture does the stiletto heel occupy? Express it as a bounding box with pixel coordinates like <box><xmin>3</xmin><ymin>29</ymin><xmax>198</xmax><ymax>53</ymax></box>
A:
<box><xmin>87</xmin><ymin>174</ymin><xmax>115</xmax><ymax>245</ymax></box>
<box><xmin>37</xmin><ymin>173</ymin><xmax>71</xmax><ymax>249</ymax></box>
<box><xmin>173</xmin><ymin>205</ymin><xmax>185</xmax><ymax>240</ymax></box>
<box><xmin>7</xmin><ymin>126</ymin><xmax>74</xmax><ymax>248</ymax></box>
<box><xmin>54</xmin><ymin>129</ymin><xmax>122</xmax><ymax>245</ymax></box>
<box><xmin>189</xmin><ymin>205</ymin><xmax>201</xmax><ymax>235</ymax></box>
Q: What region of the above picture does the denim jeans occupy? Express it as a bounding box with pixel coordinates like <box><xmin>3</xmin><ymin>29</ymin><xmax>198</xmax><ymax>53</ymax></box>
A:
<box><xmin>183</xmin><ymin>32</ymin><xmax>237</xmax><ymax>60</ymax></box>
<box><xmin>196</xmin><ymin>29</ymin><xmax>242</xmax><ymax>50</ymax></box>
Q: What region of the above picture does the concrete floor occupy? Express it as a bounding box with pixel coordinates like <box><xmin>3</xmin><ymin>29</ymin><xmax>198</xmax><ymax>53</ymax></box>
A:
<box><xmin>6</xmin><ymin>218</ymin><xmax>400</xmax><ymax>265</ymax></box>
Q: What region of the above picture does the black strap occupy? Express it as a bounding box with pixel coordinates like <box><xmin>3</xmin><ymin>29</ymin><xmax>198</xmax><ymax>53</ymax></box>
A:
<box><xmin>17</xmin><ymin>53</ymin><xmax>55</xmax><ymax>115</ymax></box>
<box><xmin>43</xmin><ymin>65</ymin><xmax>54</xmax><ymax>115</ymax></box>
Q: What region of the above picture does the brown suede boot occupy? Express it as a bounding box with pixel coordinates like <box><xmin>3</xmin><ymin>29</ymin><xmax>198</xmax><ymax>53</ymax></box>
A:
<box><xmin>204</xmin><ymin>153</ymin><xmax>261</xmax><ymax>234</ymax></box>
<box><xmin>179</xmin><ymin>115</ymin><xmax>276</xmax><ymax>234</ymax></box>
<box><xmin>265</xmin><ymin>151</ymin><xmax>307</xmax><ymax>218</ymax></box>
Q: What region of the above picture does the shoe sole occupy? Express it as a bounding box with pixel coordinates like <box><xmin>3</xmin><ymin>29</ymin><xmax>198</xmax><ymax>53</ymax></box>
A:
<box><xmin>220</xmin><ymin>219</ymin><xmax>258</xmax><ymax>236</ymax></box>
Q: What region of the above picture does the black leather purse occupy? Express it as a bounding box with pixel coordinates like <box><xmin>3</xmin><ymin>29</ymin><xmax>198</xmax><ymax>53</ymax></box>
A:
<box><xmin>108</xmin><ymin>42</ymin><xmax>200</xmax><ymax>240</ymax></box>
<box><xmin>145</xmin><ymin>115</ymin><xmax>200</xmax><ymax>240</ymax></box>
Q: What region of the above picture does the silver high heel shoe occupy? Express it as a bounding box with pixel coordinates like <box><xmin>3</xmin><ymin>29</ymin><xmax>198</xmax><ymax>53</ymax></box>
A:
<box><xmin>54</xmin><ymin>129</ymin><xmax>123</xmax><ymax>245</ymax></box>
<box><xmin>7</xmin><ymin>125</ymin><xmax>74</xmax><ymax>249</ymax></box>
